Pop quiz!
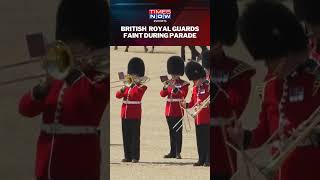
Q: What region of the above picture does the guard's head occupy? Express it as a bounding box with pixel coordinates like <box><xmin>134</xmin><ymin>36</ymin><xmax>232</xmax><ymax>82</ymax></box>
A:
<box><xmin>127</xmin><ymin>57</ymin><xmax>145</xmax><ymax>77</ymax></box>
<box><xmin>185</xmin><ymin>61</ymin><xmax>206</xmax><ymax>81</ymax></box>
<box><xmin>167</xmin><ymin>56</ymin><xmax>185</xmax><ymax>76</ymax></box>
<box><xmin>56</xmin><ymin>0</ymin><xmax>109</xmax><ymax>50</ymax></box>
<box><xmin>239</xmin><ymin>1</ymin><xmax>308</xmax><ymax>61</ymax></box>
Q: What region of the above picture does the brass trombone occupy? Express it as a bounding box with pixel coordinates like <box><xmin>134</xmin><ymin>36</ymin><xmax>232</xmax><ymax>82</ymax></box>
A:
<box><xmin>160</xmin><ymin>76</ymin><xmax>175</xmax><ymax>89</ymax></box>
<box><xmin>111</xmin><ymin>73</ymin><xmax>150</xmax><ymax>89</ymax></box>
<box><xmin>0</xmin><ymin>40</ymin><xmax>109</xmax><ymax>87</ymax></box>
<box><xmin>228</xmin><ymin>104</ymin><xmax>320</xmax><ymax>180</ymax></box>
<box><xmin>173</xmin><ymin>96</ymin><xmax>210</xmax><ymax>132</ymax></box>
<box><xmin>160</xmin><ymin>75</ymin><xmax>189</xmax><ymax>90</ymax></box>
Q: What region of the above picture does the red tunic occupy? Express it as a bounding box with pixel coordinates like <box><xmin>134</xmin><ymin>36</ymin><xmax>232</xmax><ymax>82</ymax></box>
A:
<box><xmin>160</xmin><ymin>79</ymin><xmax>189</xmax><ymax>117</ymax></box>
<box><xmin>19</xmin><ymin>72</ymin><xmax>109</xmax><ymax>180</ymax></box>
<box><xmin>115</xmin><ymin>84</ymin><xmax>147</xmax><ymax>120</ymax></box>
<box><xmin>250</xmin><ymin>66</ymin><xmax>320</xmax><ymax>180</ymax></box>
<box><xmin>211</xmin><ymin>56</ymin><xmax>255</xmax><ymax>175</ymax></box>
<box><xmin>187</xmin><ymin>80</ymin><xmax>210</xmax><ymax>125</ymax></box>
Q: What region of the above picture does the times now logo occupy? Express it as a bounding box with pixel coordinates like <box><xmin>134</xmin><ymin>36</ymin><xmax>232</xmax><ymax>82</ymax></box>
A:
<box><xmin>149</xmin><ymin>9</ymin><xmax>171</xmax><ymax>20</ymax></box>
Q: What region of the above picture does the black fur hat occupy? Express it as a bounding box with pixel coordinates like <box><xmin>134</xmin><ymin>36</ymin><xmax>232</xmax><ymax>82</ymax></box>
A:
<box><xmin>201</xmin><ymin>50</ymin><xmax>210</xmax><ymax>69</ymax></box>
<box><xmin>185</xmin><ymin>61</ymin><xmax>206</xmax><ymax>81</ymax></box>
<box><xmin>239</xmin><ymin>1</ymin><xmax>308</xmax><ymax>60</ymax></box>
<box><xmin>167</xmin><ymin>56</ymin><xmax>184</xmax><ymax>76</ymax></box>
<box><xmin>56</xmin><ymin>0</ymin><xmax>109</xmax><ymax>49</ymax></box>
<box><xmin>211</xmin><ymin>0</ymin><xmax>239</xmax><ymax>46</ymax></box>
<box><xmin>128</xmin><ymin>57</ymin><xmax>145</xmax><ymax>77</ymax></box>
<box><xmin>294</xmin><ymin>0</ymin><xmax>320</xmax><ymax>25</ymax></box>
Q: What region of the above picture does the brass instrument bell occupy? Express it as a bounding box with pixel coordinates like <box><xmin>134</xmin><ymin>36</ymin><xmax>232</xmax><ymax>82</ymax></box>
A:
<box><xmin>44</xmin><ymin>41</ymin><xmax>74</xmax><ymax>80</ymax></box>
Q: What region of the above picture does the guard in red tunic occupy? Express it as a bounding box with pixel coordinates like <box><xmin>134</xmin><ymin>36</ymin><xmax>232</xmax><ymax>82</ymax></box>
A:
<box><xmin>160</xmin><ymin>56</ymin><xmax>189</xmax><ymax>159</ymax></box>
<box><xmin>210</xmin><ymin>1</ymin><xmax>256</xmax><ymax>179</ymax></box>
<box><xmin>228</xmin><ymin>2</ymin><xmax>320</xmax><ymax>180</ymax></box>
<box><xmin>181</xmin><ymin>61</ymin><xmax>210</xmax><ymax>166</ymax></box>
<box><xmin>18</xmin><ymin>0</ymin><xmax>109</xmax><ymax>180</ymax></box>
<box><xmin>116</xmin><ymin>57</ymin><xmax>147</xmax><ymax>163</ymax></box>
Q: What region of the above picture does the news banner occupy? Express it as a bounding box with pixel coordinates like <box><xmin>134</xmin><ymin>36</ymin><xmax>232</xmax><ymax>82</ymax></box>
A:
<box><xmin>111</xmin><ymin>1</ymin><xmax>210</xmax><ymax>46</ymax></box>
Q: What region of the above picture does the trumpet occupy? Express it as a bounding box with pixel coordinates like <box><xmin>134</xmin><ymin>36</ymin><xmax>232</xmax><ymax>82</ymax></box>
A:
<box><xmin>173</xmin><ymin>96</ymin><xmax>210</xmax><ymax>132</ymax></box>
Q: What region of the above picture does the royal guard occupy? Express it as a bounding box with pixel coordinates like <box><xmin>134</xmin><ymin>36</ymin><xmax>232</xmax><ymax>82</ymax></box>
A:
<box><xmin>18</xmin><ymin>0</ymin><xmax>109</xmax><ymax>180</ymax></box>
<box><xmin>181</xmin><ymin>61</ymin><xmax>210</xmax><ymax>167</ymax></box>
<box><xmin>294</xmin><ymin>0</ymin><xmax>320</xmax><ymax>62</ymax></box>
<box><xmin>210</xmin><ymin>0</ymin><xmax>255</xmax><ymax>179</ymax></box>
<box><xmin>228</xmin><ymin>1</ymin><xmax>320</xmax><ymax>180</ymax></box>
<box><xmin>160</xmin><ymin>56</ymin><xmax>189</xmax><ymax>159</ymax></box>
<box><xmin>116</xmin><ymin>57</ymin><xmax>148</xmax><ymax>163</ymax></box>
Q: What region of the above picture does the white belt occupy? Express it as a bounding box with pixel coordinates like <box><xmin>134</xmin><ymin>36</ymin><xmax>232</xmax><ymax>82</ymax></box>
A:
<box><xmin>211</xmin><ymin>117</ymin><xmax>234</xmax><ymax>127</ymax></box>
<box><xmin>123</xmin><ymin>100</ymin><xmax>141</xmax><ymax>105</ymax></box>
<box><xmin>41</xmin><ymin>123</ymin><xmax>99</xmax><ymax>134</ymax></box>
<box><xmin>167</xmin><ymin>98</ymin><xmax>183</xmax><ymax>103</ymax></box>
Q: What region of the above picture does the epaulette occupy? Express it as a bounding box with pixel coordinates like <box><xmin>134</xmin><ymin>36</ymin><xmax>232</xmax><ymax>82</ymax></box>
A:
<box><xmin>230</xmin><ymin>60</ymin><xmax>255</xmax><ymax>80</ymax></box>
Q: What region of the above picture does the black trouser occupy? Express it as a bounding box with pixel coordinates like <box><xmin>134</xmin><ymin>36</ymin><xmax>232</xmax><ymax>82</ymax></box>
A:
<box><xmin>166</xmin><ymin>116</ymin><xmax>183</xmax><ymax>155</ymax></box>
<box><xmin>211</xmin><ymin>175</ymin><xmax>231</xmax><ymax>180</ymax></box>
<box><xmin>195</xmin><ymin>124</ymin><xmax>210</xmax><ymax>163</ymax></box>
<box><xmin>181</xmin><ymin>46</ymin><xmax>201</xmax><ymax>61</ymax></box>
<box><xmin>189</xmin><ymin>46</ymin><xmax>201</xmax><ymax>60</ymax></box>
<box><xmin>200</xmin><ymin>46</ymin><xmax>208</xmax><ymax>52</ymax></box>
<box><xmin>122</xmin><ymin>119</ymin><xmax>141</xmax><ymax>160</ymax></box>
<box><xmin>181</xmin><ymin>46</ymin><xmax>186</xmax><ymax>61</ymax></box>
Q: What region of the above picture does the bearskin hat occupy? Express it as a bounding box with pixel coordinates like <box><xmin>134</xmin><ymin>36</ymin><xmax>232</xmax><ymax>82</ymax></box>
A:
<box><xmin>167</xmin><ymin>56</ymin><xmax>185</xmax><ymax>76</ymax></box>
<box><xmin>185</xmin><ymin>61</ymin><xmax>206</xmax><ymax>81</ymax></box>
<box><xmin>294</xmin><ymin>0</ymin><xmax>320</xmax><ymax>25</ymax></box>
<box><xmin>128</xmin><ymin>57</ymin><xmax>145</xmax><ymax>77</ymax></box>
<box><xmin>211</xmin><ymin>0</ymin><xmax>239</xmax><ymax>46</ymax></box>
<box><xmin>239</xmin><ymin>1</ymin><xmax>308</xmax><ymax>60</ymax></box>
<box><xmin>201</xmin><ymin>50</ymin><xmax>211</xmax><ymax>69</ymax></box>
<box><xmin>56</xmin><ymin>0</ymin><xmax>109</xmax><ymax>49</ymax></box>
